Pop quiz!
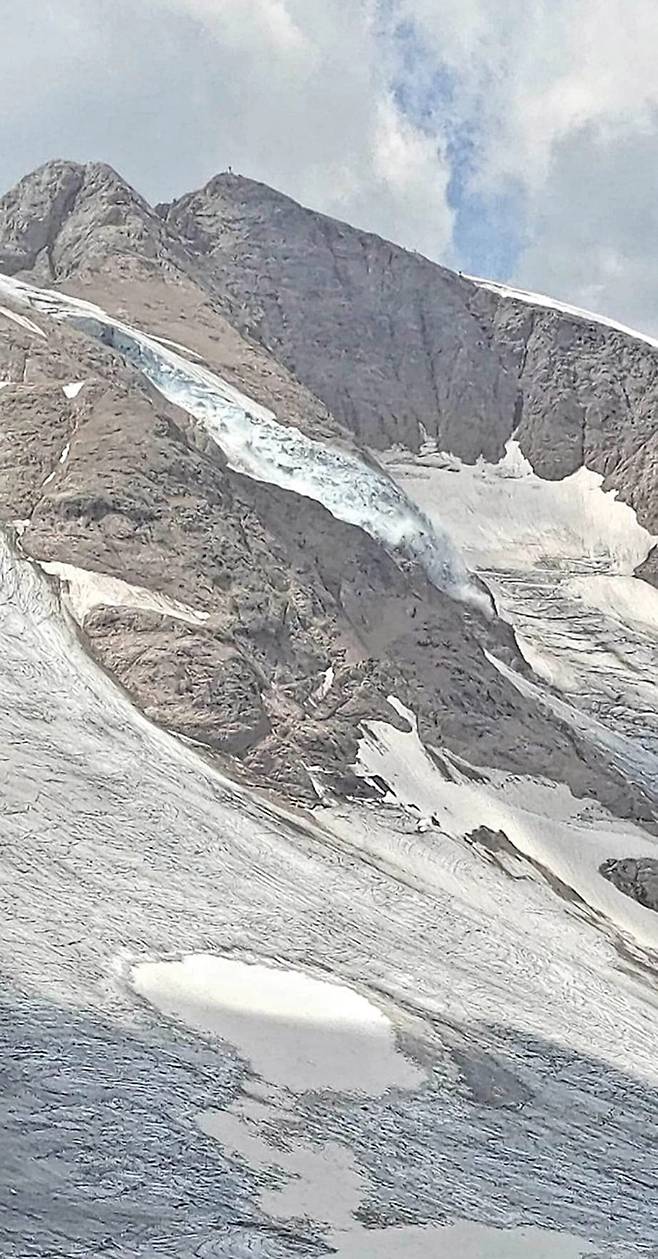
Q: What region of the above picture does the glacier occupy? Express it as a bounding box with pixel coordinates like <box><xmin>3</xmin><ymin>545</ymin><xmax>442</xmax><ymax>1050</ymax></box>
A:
<box><xmin>5</xmin><ymin>269</ymin><xmax>658</xmax><ymax>1255</ymax></box>
<box><xmin>0</xmin><ymin>271</ymin><xmax>492</xmax><ymax>617</ymax></box>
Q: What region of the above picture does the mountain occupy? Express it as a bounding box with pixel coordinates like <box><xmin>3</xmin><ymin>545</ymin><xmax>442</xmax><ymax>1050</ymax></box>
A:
<box><xmin>162</xmin><ymin>172</ymin><xmax>658</xmax><ymax>580</ymax></box>
<box><xmin>2</xmin><ymin>160</ymin><xmax>658</xmax><ymax>1257</ymax></box>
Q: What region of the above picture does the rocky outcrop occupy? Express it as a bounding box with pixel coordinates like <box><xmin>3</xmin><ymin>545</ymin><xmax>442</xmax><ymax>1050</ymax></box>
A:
<box><xmin>5</xmin><ymin>161</ymin><xmax>658</xmax><ymax>559</ymax></box>
<box><xmin>600</xmin><ymin>857</ymin><xmax>658</xmax><ymax>913</ymax></box>
<box><xmin>0</xmin><ymin>287</ymin><xmax>653</xmax><ymax>820</ymax></box>
<box><xmin>0</xmin><ymin>160</ymin><xmax>186</xmax><ymax>283</ymax></box>
<box><xmin>162</xmin><ymin>174</ymin><xmax>519</xmax><ymax>460</ymax></box>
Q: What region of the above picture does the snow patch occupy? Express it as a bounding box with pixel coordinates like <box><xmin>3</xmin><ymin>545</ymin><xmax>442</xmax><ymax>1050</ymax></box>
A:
<box><xmin>355</xmin><ymin>700</ymin><xmax>658</xmax><ymax>953</ymax></box>
<box><xmin>566</xmin><ymin>573</ymin><xmax>658</xmax><ymax>637</ymax></box>
<box><xmin>309</xmin><ymin>664</ymin><xmax>335</xmax><ymax>705</ymax></box>
<box><xmin>137</xmin><ymin>955</ymin><xmax>590</xmax><ymax>1254</ymax></box>
<box><xmin>385</xmin><ymin>441</ymin><xmax>658</xmax><ymax>784</ymax></box>
<box><xmin>42</xmin><ymin>440</ymin><xmax>71</xmax><ymax>487</ymax></box>
<box><xmin>133</xmin><ymin>954</ymin><xmax>420</xmax><ymax>1093</ymax></box>
<box><xmin>383</xmin><ymin>440</ymin><xmax>655</xmax><ymax>573</ymax></box>
<box><xmin>38</xmin><ymin>560</ymin><xmax>210</xmax><ymax>628</ymax></box>
<box><xmin>62</xmin><ymin>381</ymin><xmax>84</xmax><ymax>399</ymax></box>
<box><xmin>330</xmin><ymin>1222</ymin><xmax>591</xmax><ymax>1258</ymax></box>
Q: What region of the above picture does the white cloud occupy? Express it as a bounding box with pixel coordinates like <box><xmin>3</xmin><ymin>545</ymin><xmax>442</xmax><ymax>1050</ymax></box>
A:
<box><xmin>392</xmin><ymin>0</ymin><xmax>658</xmax><ymax>327</ymax></box>
<box><xmin>3</xmin><ymin>0</ymin><xmax>658</xmax><ymax>328</ymax></box>
<box><xmin>161</xmin><ymin>0</ymin><xmax>310</xmax><ymax>56</ymax></box>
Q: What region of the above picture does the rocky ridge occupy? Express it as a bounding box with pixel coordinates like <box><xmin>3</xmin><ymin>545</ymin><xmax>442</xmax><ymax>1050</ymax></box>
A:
<box><xmin>0</xmin><ymin>159</ymin><xmax>656</xmax><ymax>822</ymax></box>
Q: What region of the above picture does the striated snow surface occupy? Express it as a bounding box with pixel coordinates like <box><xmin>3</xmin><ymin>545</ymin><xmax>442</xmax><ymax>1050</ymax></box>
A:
<box><xmin>3</xmin><ymin>265</ymin><xmax>658</xmax><ymax>1255</ymax></box>
<box><xmin>137</xmin><ymin>955</ymin><xmax>591</xmax><ymax>1257</ymax></box>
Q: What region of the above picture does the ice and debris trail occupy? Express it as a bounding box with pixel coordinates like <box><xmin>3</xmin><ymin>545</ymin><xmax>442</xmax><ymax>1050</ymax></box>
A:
<box><xmin>39</xmin><ymin>559</ymin><xmax>210</xmax><ymax>628</ymax></box>
<box><xmin>383</xmin><ymin>441</ymin><xmax>658</xmax><ymax>789</ymax></box>
<box><xmin>466</xmin><ymin>272</ymin><xmax>658</xmax><ymax>352</ymax></box>
<box><xmin>0</xmin><ymin>271</ymin><xmax>491</xmax><ymax>616</ymax></box>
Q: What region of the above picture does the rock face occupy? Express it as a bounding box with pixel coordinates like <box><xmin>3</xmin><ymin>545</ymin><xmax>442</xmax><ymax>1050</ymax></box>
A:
<box><xmin>163</xmin><ymin>173</ymin><xmax>658</xmax><ymax>572</ymax></box>
<box><xmin>600</xmin><ymin>857</ymin><xmax>658</xmax><ymax>912</ymax></box>
<box><xmin>163</xmin><ymin>174</ymin><xmax>519</xmax><ymax>460</ymax></box>
<box><xmin>1</xmin><ymin>158</ymin><xmax>658</xmax><ymax>818</ymax></box>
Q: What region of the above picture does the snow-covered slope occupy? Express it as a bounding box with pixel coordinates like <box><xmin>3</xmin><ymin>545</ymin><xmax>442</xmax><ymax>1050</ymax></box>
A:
<box><xmin>4</xmin><ymin>183</ymin><xmax>658</xmax><ymax>1259</ymax></box>
<box><xmin>383</xmin><ymin>441</ymin><xmax>658</xmax><ymax>791</ymax></box>
<box><xmin>3</xmin><ymin>529</ymin><xmax>658</xmax><ymax>1255</ymax></box>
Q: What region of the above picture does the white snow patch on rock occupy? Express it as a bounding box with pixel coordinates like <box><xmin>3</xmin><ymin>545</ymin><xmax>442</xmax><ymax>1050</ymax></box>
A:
<box><xmin>309</xmin><ymin>664</ymin><xmax>335</xmax><ymax>705</ymax></box>
<box><xmin>62</xmin><ymin>381</ymin><xmax>84</xmax><ymax>399</ymax></box>
<box><xmin>38</xmin><ymin>560</ymin><xmax>210</xmax><ymax>628</ymax></box>
<box><xmin>0</xmin><ymin>304</ymin><xmax>45</xmax><ymax>338</ymax></box>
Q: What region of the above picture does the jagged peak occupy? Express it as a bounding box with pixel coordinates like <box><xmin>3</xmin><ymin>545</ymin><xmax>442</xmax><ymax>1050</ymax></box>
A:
<box><xmin>0</xmin><ymin>159</ymin><xmax>155</xmax><ymax>219</ymax></box>
<box><xmin>0</xmin><ymin>159</ymin><xmax>178</xmax><ymax>282</ymax></box>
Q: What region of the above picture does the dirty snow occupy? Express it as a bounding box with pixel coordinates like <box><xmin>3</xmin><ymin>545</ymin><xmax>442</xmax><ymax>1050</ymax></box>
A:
<box><xmin>0</xmin><ymin>303</ymin><xmax>45</xmax><ymax>338</ymax></box>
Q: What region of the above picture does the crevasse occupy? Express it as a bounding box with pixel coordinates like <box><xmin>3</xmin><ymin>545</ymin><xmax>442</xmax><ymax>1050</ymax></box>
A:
<box><xmin>0</xmin><ymin>271</ymin><xmax>492</xmax><ymax>616</ymax></box>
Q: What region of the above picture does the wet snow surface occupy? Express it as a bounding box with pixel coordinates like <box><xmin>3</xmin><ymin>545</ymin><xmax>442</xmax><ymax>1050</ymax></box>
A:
<box><xmin>2</xmin><ymin>273</ymin><xmax>658</xmax><ymax>1255</ymax></box>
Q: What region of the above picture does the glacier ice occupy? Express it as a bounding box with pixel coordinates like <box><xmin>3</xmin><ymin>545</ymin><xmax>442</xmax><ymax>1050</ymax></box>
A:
<box><xmin>0</xmin><ymin>271</ymin><xmax>492</xmax><ymax>616</ymax></box>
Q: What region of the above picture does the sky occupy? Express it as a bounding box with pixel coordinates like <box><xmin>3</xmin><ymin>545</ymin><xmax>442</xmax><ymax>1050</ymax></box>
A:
<box><xmin>2</xmin><ymin>1</ymin><xmax>658</xmax><ymax>332</ymax></box>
